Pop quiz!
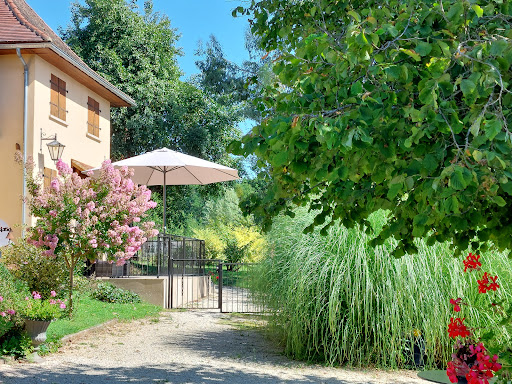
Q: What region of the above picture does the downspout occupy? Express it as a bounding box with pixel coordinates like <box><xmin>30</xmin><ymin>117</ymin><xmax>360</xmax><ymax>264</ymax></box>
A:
<box><xmin>16</xmin><ymin>48</ymin><xmax>28</xmax><ymax>236</ymax></box>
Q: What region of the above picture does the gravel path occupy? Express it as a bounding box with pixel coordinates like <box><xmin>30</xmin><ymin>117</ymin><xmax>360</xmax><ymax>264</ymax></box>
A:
<box><xmin>0</xmin><ymin>310</ymin><xmax>430</xmax><ymax>384</ymax></box>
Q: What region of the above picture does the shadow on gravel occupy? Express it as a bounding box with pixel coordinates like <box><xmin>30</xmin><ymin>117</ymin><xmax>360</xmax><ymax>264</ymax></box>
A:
<box><xmin>0</xmin><ymin>362</ymin><xmax>361</xmax><ymax>384</ymax></box>
<box><xmin>160</xmin><ymin>321</ymin><xmax>289</xmax><ymax>365</ymax></box>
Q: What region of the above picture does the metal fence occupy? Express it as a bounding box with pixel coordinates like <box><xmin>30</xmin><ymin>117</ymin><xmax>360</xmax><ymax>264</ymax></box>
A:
<box><xmin>88</xmin><ymin>234</ymin><xmax>205</xmax><ymax>278</ymax></box>
<box><xmin>86</xmin><ymin>235</ymin><xmax>264</xmax><ymax>313</ymax></box>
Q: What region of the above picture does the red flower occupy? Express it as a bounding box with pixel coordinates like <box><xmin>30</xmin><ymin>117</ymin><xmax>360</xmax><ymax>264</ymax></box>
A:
<box><xmin>450</xmin><ymin>298</ymin><xmax>462</xmax><ymax>312</ymax></box>
<box><xmin>448</xmin><ymin>317</ymin><xmax>470</xmax><ymax>338</ymax></box>
<box><xmin>463</xmin><ymin>253</ymin><xmax>482</xmax><ymax>272</ymax></box>
<box><xmin>488</xmin><ymin>275</ymin><xmax>499</xmax><ymax>292</ymax></box>
<box><xmin>215</xmin><ymin>276</ymin><xmax>219</xmax><ymax>280</ymax></box>
<box><xmin>446</xmin><ymin>360</ymin><xmax>458</xmax><ymax>383</ymax></box>
<box><xmin>478</xmin><ymin>272</ymin><xmax>499</xmax><ymax>294</ymax></box>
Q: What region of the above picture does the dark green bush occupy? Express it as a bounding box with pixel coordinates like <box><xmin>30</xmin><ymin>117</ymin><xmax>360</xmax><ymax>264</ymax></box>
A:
<box><xmin>92</xmin><ymin>282</ymin><xmax>141</xmax><ymax>304</ymax></box>
<box><xmin>0</xmin><ymin>327</ymin><xmax>32</xmax><ymax>358</ymax></box>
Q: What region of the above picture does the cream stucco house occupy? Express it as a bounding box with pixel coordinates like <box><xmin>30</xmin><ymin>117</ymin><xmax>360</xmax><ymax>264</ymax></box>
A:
<box><xmin>0</xmin><ymin>0</ymin><xmax>135</xmax><ymax>243</ymax></box>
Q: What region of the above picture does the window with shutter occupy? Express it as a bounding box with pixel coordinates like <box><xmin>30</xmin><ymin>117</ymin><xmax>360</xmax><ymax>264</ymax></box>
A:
<box><xmin>50</xmin><ymin>74</ymin><xmax>67</xmax><ymax>121</ymax></box>
<box><xmin>43</xmin><ymin>167</ymin><xmax>58</xmax><ymax>189</ymax></box>
<box><xmin>87</xmin><ymin>97</ymin><xmax>100</xmax><ymax>137</ymax></box>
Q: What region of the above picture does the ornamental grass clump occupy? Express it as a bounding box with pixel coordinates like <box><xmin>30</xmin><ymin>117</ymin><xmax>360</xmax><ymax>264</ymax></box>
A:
<box><xmin>255</xmin><ymin>209</ymin><xmax>512</xmax><ymax>369</ymax></box>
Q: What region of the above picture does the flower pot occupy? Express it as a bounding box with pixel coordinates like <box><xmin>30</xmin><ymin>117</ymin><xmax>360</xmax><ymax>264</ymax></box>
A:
<box><xmin>456</xmin><ymin>376</ymin><xmax>468</xmax><ymax>384</ymax></box>
<box><xmin>24</xmin><ymin>319</ymin><xmax>51</xmax><ymax>348</ymax></box>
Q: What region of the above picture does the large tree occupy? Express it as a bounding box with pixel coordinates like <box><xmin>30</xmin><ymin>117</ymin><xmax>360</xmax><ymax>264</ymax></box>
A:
<box><xmin>63</xmin><ymin>0</ymin><xmax>243</xmax><ymax>233</ymax></box>
<box><xmin>232</xmin><ymin>0</ymin><xmax>512</xmax><ymax>256</ymax></box>
<box><xmin>63</xmin><ymin>0</ymin><xmax>241</xmax><ymax>163</ymax></box>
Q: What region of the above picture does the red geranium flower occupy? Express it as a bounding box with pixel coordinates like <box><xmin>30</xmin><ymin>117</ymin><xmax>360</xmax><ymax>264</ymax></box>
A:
<box><xmin>448</xmin><ymin>317</ymin><xmax>470</xmax><ymax>338</ymax></box>
<box><xmin>450</xmin><ymin>298</ymin><xmax>462</xmax><ymax>312</ymax></box>
<box><xmin>478</xmin><ymin>273</ymin><xmax>499</xmax><ymax>294</ymax></box>
<box><xmin>463</xmin><ymin>253</ymin><xmax>482</xmax><ymax>272</ymax></box>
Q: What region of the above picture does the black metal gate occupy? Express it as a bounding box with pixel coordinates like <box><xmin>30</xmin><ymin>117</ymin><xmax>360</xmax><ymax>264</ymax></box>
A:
<box><xmin>168</xmin><ymin>259</ymin><xmax>263</xmax><ymax>313</ymax></box>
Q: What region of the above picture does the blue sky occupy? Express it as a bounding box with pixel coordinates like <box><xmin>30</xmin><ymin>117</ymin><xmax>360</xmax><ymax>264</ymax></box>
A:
<box><xmin>26</xmin><ymin>0</ymin><xmax>250</xmax><ymax>79</ymax></box>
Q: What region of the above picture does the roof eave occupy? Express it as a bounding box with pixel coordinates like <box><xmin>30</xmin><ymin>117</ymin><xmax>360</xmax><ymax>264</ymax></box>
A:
<box><xmin>48</xmin><ymin>44</ymin><xmax>136</xmax><ymax>107</ymax></box>
<box><xmin>0</xmin><ymin>42</ymin><xmax>136</xmax><ymax>107</ymax></box>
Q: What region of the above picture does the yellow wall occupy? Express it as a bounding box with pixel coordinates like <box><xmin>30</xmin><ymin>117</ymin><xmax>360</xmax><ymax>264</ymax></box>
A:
<box><xmin>0</xmin><ymin>54</ymin><xmax>28</xmax><ymax>239</ymax></box>
<box><xmin>0</xmin><ymin>53</ymin><xmax>112</xmax><ymax>238</ymax></box>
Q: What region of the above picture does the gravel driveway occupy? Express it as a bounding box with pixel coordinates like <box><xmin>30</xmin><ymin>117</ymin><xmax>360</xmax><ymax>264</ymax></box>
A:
<box><xmin>0</xmin><ymin>310</ymin><xmax>429</xmax><ymax>384</ymax></box>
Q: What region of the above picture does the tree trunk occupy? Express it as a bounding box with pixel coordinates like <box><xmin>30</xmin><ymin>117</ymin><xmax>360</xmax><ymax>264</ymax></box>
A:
<box><xmin>68</xmin><ymin>263</ymin><xmax>74</xmax><ymax>318</ymax></box>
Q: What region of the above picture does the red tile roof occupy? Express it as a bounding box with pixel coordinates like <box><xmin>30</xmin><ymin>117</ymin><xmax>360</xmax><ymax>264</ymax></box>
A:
<box><xmin>0</xmin><ymin>0</ymin><xmax>135</xmax><ymax>107</ymax></box>
<box><xmin>0</xmin><ymin>0</ymin><xmax>49</xmax><ymax>43</ymax></box>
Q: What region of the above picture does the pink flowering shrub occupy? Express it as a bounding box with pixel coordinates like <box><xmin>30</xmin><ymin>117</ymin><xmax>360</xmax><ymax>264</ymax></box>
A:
<box><xmin>20</xmin><ymin>155</ymin><xmax>159</xmax><ymax>313</ymax></box>
<box><xmin>17</xmin><ymin>291</ymin><xmax>67</xmax><ymax>321</ymax></box>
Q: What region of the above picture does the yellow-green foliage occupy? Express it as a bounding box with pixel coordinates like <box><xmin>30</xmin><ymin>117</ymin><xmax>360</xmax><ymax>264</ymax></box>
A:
<box><xmin>192</xmin><ymin>227</ymin><xmax>225</xmax><ymax>259</ymax></box>
<box><xmin>231</xmin><ymin>226</ymin><xmax>266</xmax><ymax>262</ymax></box>
<box><xmin>193</xmin><ymin>225</ymin><xmax>266</xmax><ymax>263</ymax></box>
<box><xmin>193</xmin><ymin>187</ymin><xmax>267</xmax><ymax>263</ymax></box>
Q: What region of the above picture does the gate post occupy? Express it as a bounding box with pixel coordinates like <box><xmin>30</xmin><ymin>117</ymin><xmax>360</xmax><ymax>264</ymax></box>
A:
<box><xmin>218</xmin><ymin>262</ymin><xmax>223</xmax><ymax>312</ymax></box>
<box><xmin>167</xmin><ymin>236</ymin><xmax>173</xmax><ymax>309</ymax></box>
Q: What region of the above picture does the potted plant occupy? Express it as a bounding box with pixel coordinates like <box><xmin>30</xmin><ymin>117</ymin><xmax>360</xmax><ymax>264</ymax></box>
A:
<box><xmin>18</xmin><ymin>291</ymin><xmax>67</xmax><ymax>349</ymax></box>
<box><xmin>446</xmin><ymin>253</ymin><xmax>503</xmax><ymax>383</ymax></box>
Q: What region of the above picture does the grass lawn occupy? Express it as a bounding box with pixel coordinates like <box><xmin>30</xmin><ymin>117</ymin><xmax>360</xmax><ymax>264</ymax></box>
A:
<box><xmin>46</xmin><ymin>295</ymin><xmax>162</xmax><ymax>340</ymax></box>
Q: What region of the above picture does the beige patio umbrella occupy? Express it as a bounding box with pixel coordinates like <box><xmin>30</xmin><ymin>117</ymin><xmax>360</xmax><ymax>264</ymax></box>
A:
<box><xmin>87</xmin><ymin>147</ymin><xmax>239</xmax><ymax>233</ymax></box>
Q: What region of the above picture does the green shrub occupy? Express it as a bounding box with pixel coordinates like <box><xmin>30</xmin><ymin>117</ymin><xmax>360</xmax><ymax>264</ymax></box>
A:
<box><xmin>1</xmin><ymin>238</ymin><xmax>67</xmax><ymax>299</ymax></box>
<box><xmin>256</xmin><ymin>209</ymin><xmax>512</xmax><ymax>369</ymax></box>
<box><xmin>92</xmin><ymin>282</ymin><xmax>141</xmax><ymax>304</ymax></box>
<box><xmin>0</xmin><ymin>264</ymin><xmax>29</xmax><ymax>339</ymax></box>
<box><xmin>0</xmin><ymin>327</ymin><xmax>32</xmax><ymax>358</ymax></box>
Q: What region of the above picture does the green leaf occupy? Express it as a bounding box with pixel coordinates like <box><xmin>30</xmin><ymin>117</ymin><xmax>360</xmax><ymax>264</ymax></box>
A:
<box><xmin>485</xmin><ymin>119</ymin><xmax>502</xmax><ymax>141</ymax></box>
<box><xmin>387</xmin><ymin>183</ymin><xmax>402</xmax><ymax>199</ymax></box>
<box><xmin>493</xmin><ymin>196</ymin><xmax>507</xmax><ymax>207</ymax></box>
<box><xmin>413</xmin><ymin>213</ymin><xmax>428</xmax><ymax>226</ymax></box>
<box><xmin>444</xmin><ymin>195</ymin><xmax>459</xmax><ymax>213</ymax></box>
<box><xmin>273</xmin><ymin>151</ymin><xmax>289</xmax><ymax>167</ymax></box>
<box><xmin>450</xmin><ymin>169</ymin><xmax>467</xmax><ymax>190</ymax></box>
<box><xmin>472</xmin><ymin>150</ymin><xmax>483</xmax><ymax>162</ymax></box>
<box><xmin>400</xmin><ymin>48</ymin><xmax>421</xmax><ymax>61</ymax></box>
<box><xmin>350</xmin><ymin>81</ymin><xmax>363</xmax><ymax>95</ymax></box>
<box><xmin>501</xmin><ymin>181</ymin><xmax>512</xmax><ymax>196</ymax></box>
<box><xmin>460</xmin><ymin>79</ymin><xmax>476</xmax><ymax>97</ymax></box>
<box><xmin>415</xmin><ymin>42</ymin><xmax>432</xmax><ymax>57</ymax></box>
<box><xmin>470</xmin><ymin>115</ymin><xmax>483</xmax><ymax>136</ymax></box>
<box><xmin>446</xmin><ymin>2</ymin><xmax>463</xmax><ymax>21</ymax></box>
<box><xmin>471</xmin><ymin>4</ymin><xmax>483</xmax><ymax>17</ymax></box>
<box><xmin>348</xmin><ymin>11</ymin><xmax>361</xmax><ymax>23</ymax></box>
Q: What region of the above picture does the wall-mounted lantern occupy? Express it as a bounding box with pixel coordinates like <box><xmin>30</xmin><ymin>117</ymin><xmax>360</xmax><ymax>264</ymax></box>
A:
<box><xmin>40</xmin><ymin>128</ymin><xmax>65</xmax><ymax>163</ymax></box>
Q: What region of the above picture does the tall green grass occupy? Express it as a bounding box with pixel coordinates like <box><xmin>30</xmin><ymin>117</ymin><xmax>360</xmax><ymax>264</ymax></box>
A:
<box><xmin>255</xmin><ymin>209</ymin><xmax>512</xmax><ymax>368</ymax></box>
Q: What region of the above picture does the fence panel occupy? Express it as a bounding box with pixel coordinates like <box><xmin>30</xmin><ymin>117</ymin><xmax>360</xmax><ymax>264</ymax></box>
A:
<box><xmin>219</xmin><ymin>263</ymin><xmax>264</xmax><ymax>313</ymax></box>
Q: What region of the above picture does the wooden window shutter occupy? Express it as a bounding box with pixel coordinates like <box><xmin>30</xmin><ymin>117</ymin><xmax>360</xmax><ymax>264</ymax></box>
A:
<box><xmin>58</xmin><ymin>78</ymin><xmax>66</xmax><ymax>121</ymax></box>
<box><xmin>50</xmin><ymin>74</ymin><xmax>59</xmax><ymax>118</ymax></box>
<box><xmin>87</xmin><ymin>97</ymin><xmax>100</xmax><ymax>137</ymax></box>
<box><xmin>43</xmin><ymin>168</ymin><xmax>57</xmax><ymax>189</ymax></box>
<box><xmin>50</xmin><ymin>74</ymin><xmax>67</xmax><ymax>121</ymax></box>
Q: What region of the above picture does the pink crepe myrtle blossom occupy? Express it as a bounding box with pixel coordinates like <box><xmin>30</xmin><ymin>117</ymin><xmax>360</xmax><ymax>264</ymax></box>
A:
<box><xmin>6</xmin><ymin>309</ymin><xmax>15</xmax><ymax>315</ymax></box>
<box><xmin>50</xmin><ymin>291</ymin><xmax>56</xmax><ymax>297</ymax></box>
<box><xmin>18</xmin><ymin>156</ymin><xmax>158</xmax><ymax>313</ymax></box>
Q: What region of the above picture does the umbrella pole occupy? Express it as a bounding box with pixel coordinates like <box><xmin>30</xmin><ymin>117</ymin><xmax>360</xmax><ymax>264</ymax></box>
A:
<box><xmin>163</xmin><ymin>168</ymin><xmax>167</xmax><ymax>235</ymax></box>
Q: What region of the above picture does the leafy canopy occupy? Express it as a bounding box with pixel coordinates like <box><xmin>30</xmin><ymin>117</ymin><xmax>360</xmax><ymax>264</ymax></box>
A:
<box><xmin>232</xmin><ymin>0</ymin><xmax>512</xmax><ymax>256</ymax></box>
